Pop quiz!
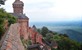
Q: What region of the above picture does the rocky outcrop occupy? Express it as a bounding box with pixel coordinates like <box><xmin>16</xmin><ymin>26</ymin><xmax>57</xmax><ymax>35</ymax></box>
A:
<box><xmin>0</xmin><ymin>23</ymin><xmax>25</xmax><ymax>50</ymax></box>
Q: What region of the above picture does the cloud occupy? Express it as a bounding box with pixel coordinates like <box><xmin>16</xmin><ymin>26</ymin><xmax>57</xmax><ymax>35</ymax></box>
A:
<box><xmin>26</xmin><ymin>2</ymin><xmax>54</xmax><ymax>10</ymax></box>
<box><xmin>1</xmin><ymin>0</ymin><xmax>82</xmax><ymax>22</ymax></box>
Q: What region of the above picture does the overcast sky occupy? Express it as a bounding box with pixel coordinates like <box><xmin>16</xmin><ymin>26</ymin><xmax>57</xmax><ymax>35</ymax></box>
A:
<box><xmin>1</xmin><ymin>0</ymin><xmax>82</xmax><ymax>22</ymax></box>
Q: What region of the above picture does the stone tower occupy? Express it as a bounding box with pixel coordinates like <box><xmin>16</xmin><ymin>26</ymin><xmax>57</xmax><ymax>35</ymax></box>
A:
<box><xmin>11</xmin><ymin>0</ymin><xmax>29</xmax><ymax>40</ymax></box>
<box><xmin>13</xmin><ymin>0</ymin><xmax>24</xmax><ymax>14</ymax></box>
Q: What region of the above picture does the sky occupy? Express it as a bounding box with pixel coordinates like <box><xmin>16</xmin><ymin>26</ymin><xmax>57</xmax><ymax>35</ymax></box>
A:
<box><xmin>1</xmin><ymin>0</ymin><xmax>82</xmax><ymax>22</ymax></box>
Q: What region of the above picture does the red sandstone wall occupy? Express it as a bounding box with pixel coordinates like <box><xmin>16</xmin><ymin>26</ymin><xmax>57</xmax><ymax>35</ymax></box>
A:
<box><xmin>28</xmin><ymin>28</ymin><xmax>44</xmax><ymax>45</ymax></box>
<box><xmin>18</xmin><ymin>19</ymin><xmax>29</xmax><ymax>40</ymax></box>
<box><xmin>0</xmin><ymin>23</ymin><xmax>25</xmax><ymax>50</ymax></box>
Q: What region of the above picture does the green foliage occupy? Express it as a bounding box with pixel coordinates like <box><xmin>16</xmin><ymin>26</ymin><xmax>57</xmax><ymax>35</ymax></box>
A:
<box><xmin>57</xmin><ymin>35</ymin><xmax>81</xmax><ymax>50</ymax></box>
<box><xmin>53</xmin><ymin>35</ymin><xmax>61</xmax><ymax>41</ymax></box>
<box><xmin>36</xmin><ymin>26</ymin><xmax>82</xmax><ymax>50</ymax></box>
<box><xmin>27</xmin><ymin>40</ymin><xmax>32</xmax><ymax>45</ymax></box>
<box><xmin>21</xmin><ymin>38</ymin><xmax>32</xmax><ymax>50</ymax></box>
<box><xmin>0</xmin><ymin>18</ymin><xmax>5</xmax><ymax>24</ymax></box>
<box><xmin>45</xmin><ymin>33</ymin><xmax>53</xmax><ymax>41</ymax></box>
<box><xmin>59</xmin><ymin>33</ymin><xmax>69</xmax><ymax>37</ymax></box>
<box><xmin>37</xmin><ymin>28</ymin><xmax>41</xmax><ymax>33</ymax></box>
<box><xmin>41</xmin><ymin>26</ymin><xmax>49</xmax><ymax>37</ymax></box>
<box><xmin>51</xmin><ymin>48</ymin><xmax>57</xmax><ymax>50</ymax></box>
<box><xmin>8</xmin><ymin>15</ymin><xmax>17</xmax><ymax>26</ymax></box>
<box><xmin>0</xmin><ymin>8</ymin><xmax>17</xmax><ymax>40</ymax></box>
<box><xmin>0</xmin><ymin>25</ymin><xmax>5</xmax><ymax>39</ymax></box>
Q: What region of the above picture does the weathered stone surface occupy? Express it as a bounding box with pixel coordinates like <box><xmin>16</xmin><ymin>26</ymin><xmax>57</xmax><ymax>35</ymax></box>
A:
<box><xmin>0</xmin><ymin>23</ymin><xmax>25</xmax><ymax>50</ymax></box>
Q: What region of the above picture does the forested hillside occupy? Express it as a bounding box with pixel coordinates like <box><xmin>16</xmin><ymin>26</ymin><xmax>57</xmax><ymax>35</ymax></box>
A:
<box><xmin>37</xmin><ymin>26</ymin><xmax>82</xmax><ymax>50</ymax></box>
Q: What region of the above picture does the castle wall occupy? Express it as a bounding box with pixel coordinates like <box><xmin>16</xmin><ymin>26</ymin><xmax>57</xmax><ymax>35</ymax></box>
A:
<box><xmin>0</xmin><ymin>23</ymin><xmax>25</xmax><ymax>50</ymax></box>
<box><xmin>18</xmin><ymin>19</ymin><xmax>29</xmax><ymax>40</ymax></box>
<box><xmin>28</xmin><ymin>28</ymin><xmax>44</xmax><ymax>45</ymax></box>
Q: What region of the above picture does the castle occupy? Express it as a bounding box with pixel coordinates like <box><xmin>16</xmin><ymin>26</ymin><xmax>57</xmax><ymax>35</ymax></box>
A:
<box><xmin>11</xmin><ymin>0</ymin><xmax>57</xmax><ymax>50</ymax></box>
<box><xmin>0</xmin><ymin>0</ymin><xmax>57</xmax><ymax>50</ymax></box>
<box><xmin>10</xmin><ymin>0</ymin><xmax>44</xmax><ymax>48</ymax></box>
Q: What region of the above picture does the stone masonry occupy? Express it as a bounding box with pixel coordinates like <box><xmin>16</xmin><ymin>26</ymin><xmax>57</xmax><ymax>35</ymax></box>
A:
<box><xmin>0</xmin><ymin>23</ymin><xmax>25</xmax><ymax>50</ymax></box>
